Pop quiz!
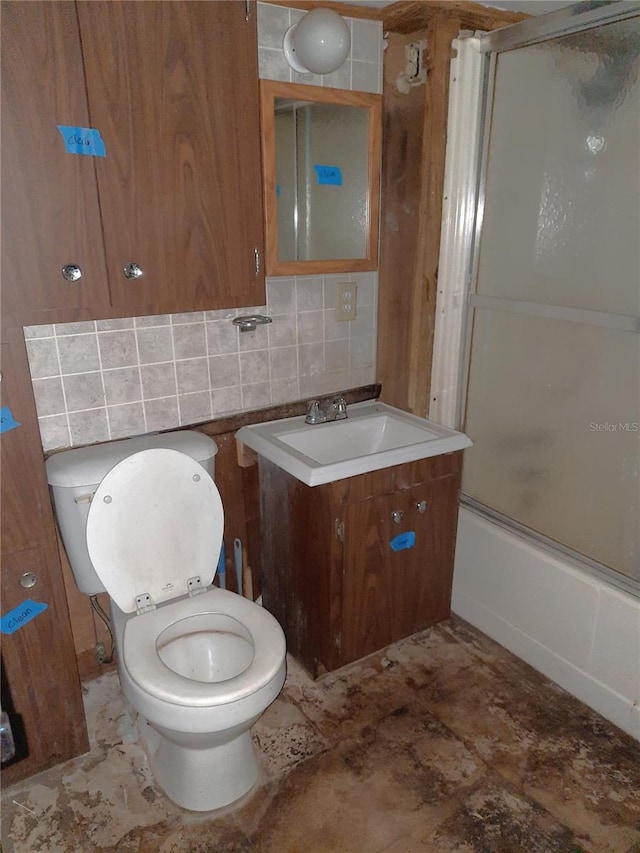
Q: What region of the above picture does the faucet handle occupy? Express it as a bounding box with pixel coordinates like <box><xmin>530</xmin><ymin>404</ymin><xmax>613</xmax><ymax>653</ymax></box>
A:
<box><xmin>334</xmin><ymin>396</ymin><xmax>348</xmax><ymax>419</ymax></box>
<box><xmin>305</xmin><ymin>400</ymin><xmax>326</xmax><ymax>424</ymax></box>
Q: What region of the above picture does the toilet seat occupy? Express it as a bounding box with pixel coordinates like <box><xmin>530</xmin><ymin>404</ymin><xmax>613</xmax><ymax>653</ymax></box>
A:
<box><xmin>86</xmin><ymin>449</ymin><xmax>223</xmax><ymax>613</ymax></box>
<box><xmin>122</xmin><ymin>588</ymin><xmax>286</xmax><ymax>706</ymax></box>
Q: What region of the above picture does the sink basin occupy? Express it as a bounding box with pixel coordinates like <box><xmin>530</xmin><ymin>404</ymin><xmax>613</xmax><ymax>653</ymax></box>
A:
<box><xmin>236</xmin><ymin>401</ymin><xmax>472</xmax><ymax>486</ymax></box>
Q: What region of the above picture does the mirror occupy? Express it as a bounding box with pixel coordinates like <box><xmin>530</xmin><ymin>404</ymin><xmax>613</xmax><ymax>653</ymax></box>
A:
<box><xmin>260</xmin><ymin>81</ymin><xmax>382</xmax><ymax>276</ymax></box>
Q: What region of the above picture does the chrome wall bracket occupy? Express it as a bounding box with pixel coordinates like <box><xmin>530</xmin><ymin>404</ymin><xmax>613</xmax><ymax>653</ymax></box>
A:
<box><xmin>232</xmin><ymin>314</ymin><xmax>273</xmax><ymax>332</ymax></box>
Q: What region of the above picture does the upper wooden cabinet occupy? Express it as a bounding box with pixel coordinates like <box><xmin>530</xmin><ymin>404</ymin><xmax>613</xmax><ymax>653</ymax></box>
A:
<box><xmin>1</xmin><ymin>1</ymin><xmax>265</xmax><ymax>329</ymax></box>
<box><xmin>1</xmin><ymin>2</ymin><xmax>111</xmax><ymax>322</ymax></box>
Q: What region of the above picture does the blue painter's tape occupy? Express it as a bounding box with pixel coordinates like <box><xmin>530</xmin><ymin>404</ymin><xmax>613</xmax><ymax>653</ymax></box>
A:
<box><xmin>1</xmin><ymin>599</ymin><xmax>48</xmax><ymax>635</ymax></box>
<box><xmin>0</xmin><ymin>406</ymin><xmax>20</xmax><ymax>434</ymax></box>
<box><xmin>57</xmin><ymin>125</ymin><xmax>106</xmax><ymax>157</ymax></box>
<box><xmin>276</xmin><ymin>184</ymin><xmax>281</xmax><ymax>198</ymax></box>
<box><xmin>390</xmin><ymin>531</ymin><xmax>416</xmax><ymax>552</ymax></box>
<box><xmin>314</xmin><ymin>164</ymin><xmax>342</xmax><ymax>186</ymax></box>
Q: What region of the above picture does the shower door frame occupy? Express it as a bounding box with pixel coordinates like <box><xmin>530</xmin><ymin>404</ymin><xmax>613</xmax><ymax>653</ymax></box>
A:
<box><xmin>457</xmin><ymin>0</ymin><xmax>640</xmax><ymax>597</ymax></box>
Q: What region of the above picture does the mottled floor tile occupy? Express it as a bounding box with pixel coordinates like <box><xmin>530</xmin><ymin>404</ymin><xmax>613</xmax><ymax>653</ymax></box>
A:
<box><xmin>252</xmin><ymin>690</ymin><xmax>329</xmax><ymax>778</ymax></box>
<box><xmin>248</xmin><ymin>746</ymin><xmax>454</xmax><ymax>853</ymax></box>
<box><xmin>427</xmin><ymin>782</ymin><xmax>579</xmax><ymax>853</ymax></box>
<box><xmin>2</xmin><ymin>619</ymin><xmax>639</xmax><ymax>853</ymax></box>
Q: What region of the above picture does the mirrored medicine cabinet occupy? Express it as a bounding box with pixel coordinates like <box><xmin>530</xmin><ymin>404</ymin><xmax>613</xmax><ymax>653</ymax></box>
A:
<box><xmin>260</xmin><ymin>80</ymin><xmax>382</xmax><ymax>276</ymax></box>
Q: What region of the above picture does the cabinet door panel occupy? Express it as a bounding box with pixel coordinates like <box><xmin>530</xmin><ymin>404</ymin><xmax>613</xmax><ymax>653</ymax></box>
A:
<box><xmin>0</xmin><ymin>340</ymin><xmax>60</xmax><ymax>554</ymax></box>
<box><xmin>1</xmin><ymin>543</ymin><xmax>89</xmax><ymax>784</ymax></box>
<box><xmin>78</xmin><ymin>1</ymin><xmax>265</xmax><ymax>314</ymax></box>
<box><xmin>1</xmin><ymin>1</ymin><xmax>110</xmax><ymax>324</ymax></box>
<box><xmin>342</xmin><ymin>479</ymin><xmax>460</xmax><ymax>663</ymax></box>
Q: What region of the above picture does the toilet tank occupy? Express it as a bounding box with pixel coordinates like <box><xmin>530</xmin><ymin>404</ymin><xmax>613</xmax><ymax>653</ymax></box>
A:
<box><xmin>46</xmin><ymin>431</ymin><xmax>218</xmax><ymax>595</ymax></box>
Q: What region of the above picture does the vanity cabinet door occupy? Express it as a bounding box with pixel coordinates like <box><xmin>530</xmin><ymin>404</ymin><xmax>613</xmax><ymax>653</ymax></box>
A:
<box><xmin>77</xmin><ymin>0</ymin><xmax>265</xmax><ymax>316</ymax></box>
<box><xmin>341</xmin><ymin>477</ymin><xmax>461</xmax><ymax>664</ymax></box>
<box><xmin>1</xmin><ymin>1</ymin><xmax>110</xmax><ymax>326</ymax></box>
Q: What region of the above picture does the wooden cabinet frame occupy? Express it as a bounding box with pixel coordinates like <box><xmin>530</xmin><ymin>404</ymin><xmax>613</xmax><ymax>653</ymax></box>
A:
<box><xmin>258</xmin><ymin>451</ymin><xmax>463</xmax><ymax>677</ymax></box>
<box><xmin>260</xmin><ymin>80</ymin><xmax>382</xmax><ymax>276</ymax></box>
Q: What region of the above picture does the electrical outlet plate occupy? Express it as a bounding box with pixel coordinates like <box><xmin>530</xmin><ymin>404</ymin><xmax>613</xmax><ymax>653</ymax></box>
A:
<box><xmin>336</xmin><ymin>282</ymin><xmax>357</xmax><ymax>322</ymax></box>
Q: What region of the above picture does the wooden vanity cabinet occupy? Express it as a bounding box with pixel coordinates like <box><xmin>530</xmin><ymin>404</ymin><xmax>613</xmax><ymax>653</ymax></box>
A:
<box><xmin>259</xmin><ymin>452</ymin><xmax>463</xmax><ymax>677</ymax></box>
<box><xmin>1</xmin><ymin>1</ymin><xmax>264</xmax><ymax>329</ymax></box>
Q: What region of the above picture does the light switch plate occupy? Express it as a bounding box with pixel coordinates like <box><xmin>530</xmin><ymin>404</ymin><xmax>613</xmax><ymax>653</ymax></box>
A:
<box><xmin>336</xmin><ymin>282</ymin><xmax>357</xmax><ymax>322</ymax></box>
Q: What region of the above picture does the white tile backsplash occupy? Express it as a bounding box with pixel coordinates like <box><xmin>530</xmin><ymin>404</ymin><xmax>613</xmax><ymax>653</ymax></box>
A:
<box><xmin>24</xmin><ymin>6</ymin><xmax>382</xmax><ymax>452</ymax></box>
<box><xmin>25</xmin><ymin>272</ymin><xmax>377</xmax><ymax>451</ymax></box>
<box><xmin>257</xmin><ymin>3</ymin><xmax>383</xmax><ymax>94</ymax></box>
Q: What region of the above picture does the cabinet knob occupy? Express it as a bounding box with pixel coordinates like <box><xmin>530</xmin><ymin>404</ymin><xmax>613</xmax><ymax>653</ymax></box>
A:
<box><xmin>416</xmin><ymin>501</ymin><xmax>428</xmax><ymax>513</ymax></box>
<box><xmin>391</xmin><ymin>510</ymin><xmax>404</xmax><ymax>524</ymax></box>
<box><xmin>61</xmin><ymin>263</ymin><xmax>82</xmax><ymax>282</ymax></box>
<box><xmin>123</xmin><ymin>262</ymin><xmax>143</xmax><ymax>279</ymax></box>
<box><xmin>19</xmin><ymin>571</ymin><xmax>38</xmax><ymax>589</ymax></box>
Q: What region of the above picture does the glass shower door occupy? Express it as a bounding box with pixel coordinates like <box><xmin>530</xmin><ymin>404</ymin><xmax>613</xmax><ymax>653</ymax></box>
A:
<box><xmin>462</xmin><ymin>15</ymin><xmax>640</xmax><ymax>582</ymax></box>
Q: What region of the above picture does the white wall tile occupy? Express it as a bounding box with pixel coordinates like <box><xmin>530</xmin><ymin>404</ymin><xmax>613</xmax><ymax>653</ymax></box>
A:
<box><xmin>108</xmin><ymin>403</ymin><xmax>146</xmax><ymax>439</ymax></box>
<box><xmin>63</xmin><ymin>372</ymin><xmax>104</xmax><ymax>411</ymax></box>
<box><xmin>257</xmin><ymin>3</ymin><xmax>383</xmax><ymax>94</ymax></box>
<box><xmin>240</xmin><ymin>349</ymin><xmax>271</xmax><ymax>385</ymax></box>
<box><xmin>136</xmin><ymin>326</ymin><xmax>174</xmax><ymax>364</ymax></box>
<box><xmin>68</xmin><ymin>409</ymin><xmax>109</xmax><ymax>446</ymax></box>
<box><xmin>98</xmin><ymin>330</ymin><xmax>138</xmax><ymax>369</ymax></box>
<box><xmin>38</xmin><ymin>414</ymin><xmax>70</xmax><ymax>451</ymax></box>
<box><xmin>57</xmin><ymin>334</ymin><xmax>100</xmax><ymax>374</ymax></box>
<box><xmin>144</xmin><ymin>397</ymin><xmax>179</xmax><ymax>432</ymax></box>
<box><xmin>32</xmin><ymin>377</ymin><xmax>65</xmax><ymax>417</ymax></box>
<box><xmin>209</xmin><ymin>354</ymin><xmax>241</xmax><ymax>389</ymax></box>
<box><xmin>27</xmin><ymin>281</ymin><xmax>376</xmax><ymax>450</ymax></box>
<box><xmin>179</xmin><ymin>391</ymin><xmax>212</xmax><ymax>424</ymax></box>
<box><xmin>351</xmin><ymin>18</ymin><xmax>382</xmax><ymax>64</ymax></box>
<box><xmin>25</xmin><ymin>339</ymin><xmax>57</xmax><ymax>381</ymax></box>
<box><xmin>172</xmin><ymin>323</ymin><xmax>207</xmax><ymax>359</ymax></box>
<box><xmin>175</xmin><ymin>358</ymin><xmax>209</xmax><ymax>395</ymax></box>
<box><xmin>242</xmin><ymin>382</ymin><xmax>271</xmax><ymax>410</ymax></box>
<box><xmin>102</xmin><ymin>367</ymin><xmax>142</xmax><ymax>406</ymax></box>
<box><xmin>141</xmin><ymin>363</ymin><xmax>177</xmax><ymax>400</ymax></box>
<box><xmin>257</xmin><ymin>2</ymin><xmax>290</xmax><ymax>50</ymax></box>
<box><xmin>211</xmin><ymin>386</ymin><xmax>242</xmax><ymax>416</ymax></box>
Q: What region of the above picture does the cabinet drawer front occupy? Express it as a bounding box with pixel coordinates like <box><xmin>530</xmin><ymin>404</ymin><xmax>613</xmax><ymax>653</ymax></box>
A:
<box><xmin>337</xmin><ymin>452</ymin><xmax>464</xmax><ymax>505</ymax></box>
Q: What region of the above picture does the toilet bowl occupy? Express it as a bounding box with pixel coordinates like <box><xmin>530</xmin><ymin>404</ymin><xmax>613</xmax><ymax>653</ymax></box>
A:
<box><xmin>50</xmin><ymin>440</ymin><xmax>286</xmax><ymax>812</ymax></box>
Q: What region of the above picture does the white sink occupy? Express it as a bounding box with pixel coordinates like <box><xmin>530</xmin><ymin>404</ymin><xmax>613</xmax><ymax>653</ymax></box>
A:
<box><xmin>236</xmin><ymin>401</ymin><xmax>472</xmax><ymax>486</ymax></box>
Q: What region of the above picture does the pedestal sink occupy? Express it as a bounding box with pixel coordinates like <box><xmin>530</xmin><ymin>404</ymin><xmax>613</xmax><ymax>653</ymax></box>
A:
<box><xmin>236</xmin><ymin>401</ymin><xmax>472</xmax><ymax>486</ymax></box>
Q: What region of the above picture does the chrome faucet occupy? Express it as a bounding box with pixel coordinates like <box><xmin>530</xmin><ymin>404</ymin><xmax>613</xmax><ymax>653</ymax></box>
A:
<box><xmin>305</xmin><ymin>396</ymin><xmax>348</xmax><ymax>425</ymax></box>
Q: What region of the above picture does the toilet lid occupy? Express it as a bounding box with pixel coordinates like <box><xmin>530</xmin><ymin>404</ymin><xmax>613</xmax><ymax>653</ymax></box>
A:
<box><xmin>86</xmin><ymin>449</ymin><xmax>223</xmax><ymax>614</ymax></box>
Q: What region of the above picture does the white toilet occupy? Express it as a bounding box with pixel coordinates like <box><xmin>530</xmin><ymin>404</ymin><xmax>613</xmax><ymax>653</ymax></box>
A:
<box><xmin>47</xmin><ymin>432</ymin><xmax>286</xmax><ymax>812</ymax></box>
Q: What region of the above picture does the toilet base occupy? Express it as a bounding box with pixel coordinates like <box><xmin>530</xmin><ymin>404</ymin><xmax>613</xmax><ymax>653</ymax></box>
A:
<box><xmin>140</xmin><ymin>719</ymin><xmax>260</xmax><ymax>811</ymax></box>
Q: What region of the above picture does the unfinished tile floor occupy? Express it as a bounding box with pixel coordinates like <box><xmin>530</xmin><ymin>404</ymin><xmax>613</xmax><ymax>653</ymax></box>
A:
<box><xmin>2</xmin><ymin>617</ymin><xmax>639</xmax><ymax>853</ymax></box>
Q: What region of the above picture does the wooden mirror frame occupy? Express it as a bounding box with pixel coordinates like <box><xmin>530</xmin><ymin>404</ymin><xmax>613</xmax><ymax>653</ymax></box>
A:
<box><xmin>260</xmin><ymin>80</ymin><xmax>382</xmax><ymax>276</ymax></box>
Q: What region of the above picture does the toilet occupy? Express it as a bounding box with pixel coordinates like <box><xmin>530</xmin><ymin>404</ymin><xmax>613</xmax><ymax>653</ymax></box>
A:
<box><xmin>46</xmin><ymin>431</ymin><xmax>287</xmax><ymax>812</ymax></box>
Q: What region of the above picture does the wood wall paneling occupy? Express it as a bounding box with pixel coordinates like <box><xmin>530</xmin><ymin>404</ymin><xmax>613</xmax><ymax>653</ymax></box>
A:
<box><xmin>377</xmin><ymin>29</ymin><xmax>431</xmax><ymax>414</ymax></box>
<box><xmin>1</xmin><ymin>341</ymin><xmax>89</xmax><ymax>783</ymax></box>
<box><xmin>259</xmin><ymin>0</ymin><xmax>527</xmax><ymax>27</ymax></box>
<box><xmin>381</xmin><ymin>1</ymin><xmax>527</xmax><ymax>32</ymax></box>
<box><xmin>376</xmin><ymin>4</ymin><xmax>527</xmax><ymax>416</ymax></box>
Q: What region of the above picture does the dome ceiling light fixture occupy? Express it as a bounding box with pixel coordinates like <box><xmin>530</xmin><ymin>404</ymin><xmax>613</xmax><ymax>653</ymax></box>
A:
<box><xmin>283</xmin><ymin>8</ymin><xmax>351</xmax><ymax>75</ymax></box>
